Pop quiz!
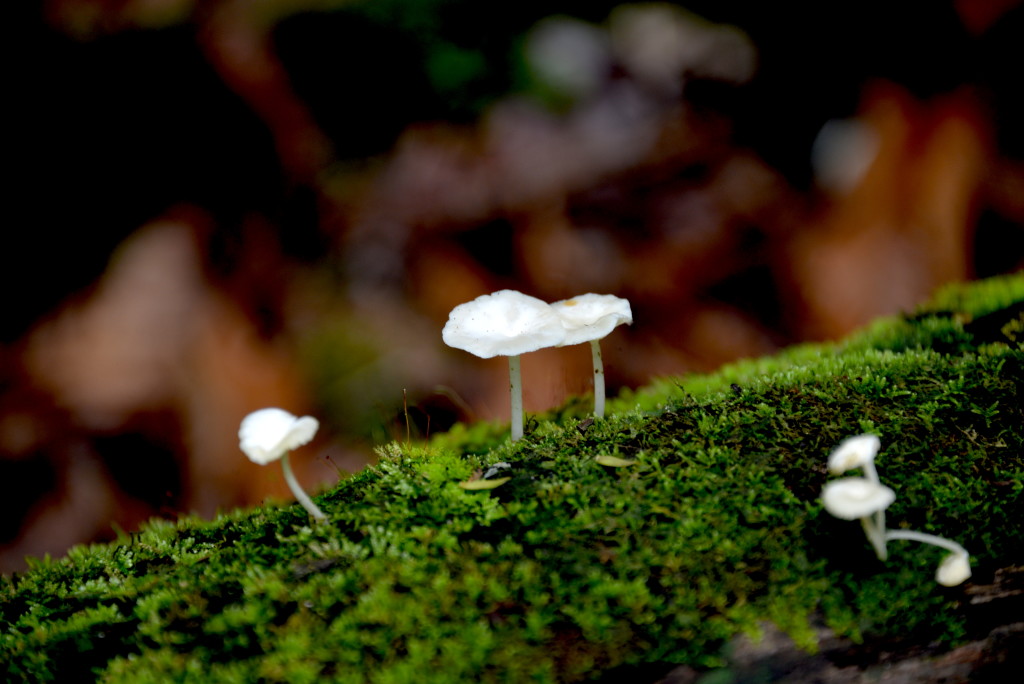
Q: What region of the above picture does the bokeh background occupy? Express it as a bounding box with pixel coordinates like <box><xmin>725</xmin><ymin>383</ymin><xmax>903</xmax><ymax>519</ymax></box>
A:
<box><xmin>4</xmin><ymin>0</ymin><xmax>1023</xmax><ymax>573</ymax></box>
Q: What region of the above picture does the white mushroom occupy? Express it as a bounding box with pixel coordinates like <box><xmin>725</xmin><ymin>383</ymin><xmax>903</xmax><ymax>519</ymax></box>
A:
<box><xmin>442</xmin><ymin>290</ymin><xmax>566</xmax><ymax>441</ymax></box>
<box><xmin>885</xmin><ymin>529</ymin><xmax>972</xmax><ymax>587</ymax></box>
<box><xmin>551</xmin><ymin>293</ymin><xmax>632</xmax><ymax>418</ymax></box>
<box><xmin>239</xmin><ymin>408</ymin><xmax>326</xmax><ymax>520</ymax></box>
<box><xmin>934</xmin><ymin>550</ymin><xmax>972</xmax><ymax>587</ymax></box>
<box><xmin>822</xmin><ymin>477</ymin><xmax>895</xmax><ymax>559</ymax></box>
<box><xmin>827</xmin><ymin>434</ymin><xmax>881</xmax><ymax>477</ymax></box>
<box><xmin>822</xmin><ymin>478</ymin><xmax>895</xmax><ymax>519</ymax></box>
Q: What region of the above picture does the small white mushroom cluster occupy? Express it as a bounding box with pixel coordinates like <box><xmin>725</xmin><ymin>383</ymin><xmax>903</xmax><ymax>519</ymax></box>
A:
<box><xmin>821</xmin><ymin>434</ymin><xmax>971</xmax><ymax>586</ymax></box>
<box><xmin>442</xmin><ymin>290</ymin><xmax>632</xmax><ymax>440</ymax></box>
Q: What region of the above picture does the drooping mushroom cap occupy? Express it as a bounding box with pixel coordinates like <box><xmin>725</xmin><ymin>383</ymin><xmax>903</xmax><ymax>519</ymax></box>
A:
<box><xmin>821</xmin><ymin>477</ymin><xmax>896</xmax><ymax>520</ymax></box>
<box><xmin>442</xmin><ymin>290</ymin><xmax>565</xmax><ymax>358</ymax></box>
<box><xmin>827</xmin><ymin>434</ymin><xmax>881</xmax><ymax>474</ymax></box>
<box><xmin>935</xmin><ymin>552</ymin><xmax>972</xmax><ymax>586</ymax></box>
<box><xmin>551</xmin><ymin>293</ymin><xmax>633</xmax><ymax>346</ymax></box>
<box><xmin>239</xmin><ymin>408</ymin><xmax>319</xmax><ymax>465</ymax></box>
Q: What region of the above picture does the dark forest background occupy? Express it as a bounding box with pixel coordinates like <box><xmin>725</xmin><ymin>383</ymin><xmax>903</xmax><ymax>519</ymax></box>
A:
<box><xmin>3</xmin><ymin>0</ymin><xmax>1023</xmax><ymax>572</ymax></box>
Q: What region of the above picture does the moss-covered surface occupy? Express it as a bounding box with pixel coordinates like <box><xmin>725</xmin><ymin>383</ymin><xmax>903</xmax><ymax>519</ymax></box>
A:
<box><xmin>3</xmin><ymin>275</ymin><xmax>1022</xmax><ymax>682</ymax></box>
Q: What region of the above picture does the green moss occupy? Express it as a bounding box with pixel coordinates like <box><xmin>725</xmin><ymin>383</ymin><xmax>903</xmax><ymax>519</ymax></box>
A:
<box><xmin>3</xmin><ymin>274</ymin><xmax>1022</xmax><ymax>681</ymax></box>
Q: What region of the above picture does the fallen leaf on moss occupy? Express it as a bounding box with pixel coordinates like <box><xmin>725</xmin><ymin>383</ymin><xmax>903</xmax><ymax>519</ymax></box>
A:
<box><xmin>459</xmin><ymin>477</ymin><xmax>512</xmax><ymax>490</ymax></box>
<box><xmin>594</xmin><ymin>455</ymin><xmax>637</xmax><ymax>467</ymax></box>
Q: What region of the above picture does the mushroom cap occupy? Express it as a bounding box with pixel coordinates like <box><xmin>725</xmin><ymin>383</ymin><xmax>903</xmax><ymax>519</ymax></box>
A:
<box><xmin>551</xmin><ymin>293</ymin><xmax>633</xmax><ymax>346</ymax></box>
<box><xmin>935</xmin><ymin>552</ymin><xmax>971</xmax><ymax>586</ymax></box>
<box><xmin>821</xmin><ymin>477</ymin><xmax>896</xmax><ymax>520</ymax></box>
<box><xmin>239</xmin><ymin>408</ymin><xmax>319</xmax><ymax>465</ymax></box>
<box><xmin>827</xmin><ymin>434</ymin><xmax>881</xmax><ymax>474</ymax></box>
<box><xmin>442</xmin><ymin>290</ymin><xmax>566</xmax><ymax>358</ymax></box>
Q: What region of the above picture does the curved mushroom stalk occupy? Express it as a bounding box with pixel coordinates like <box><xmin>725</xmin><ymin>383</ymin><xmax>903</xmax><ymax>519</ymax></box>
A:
<box><xmin>884</xmin><ymin>529</ymin><xmax>971</xmax><ymax>586</ymax></box>
<box><xmin>280</xmin><ymin>452</ymin><xmax>327</xmax><ymax>520</ymax></box>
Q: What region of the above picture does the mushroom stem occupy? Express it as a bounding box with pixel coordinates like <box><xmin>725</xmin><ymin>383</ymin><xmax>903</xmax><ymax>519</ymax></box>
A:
<box><xmin>860</xmin><ymin>515</ymin><xmax>889</xmax><ymax>560</ymax></box>
<box><xmin>884</xmin><ymin>529</ymin><xmax>967</xmax><ymax>556</ymax></box>
<box><xmin>590</xmin><ymin>339</ymin><xmax>605</xmax><ymax>419</ymax></box>
<box><xmin>509</xmin><ymin>355</ymin><xmax>524</xmax><ymax>441</ymax></box>
<box><xmin>281</xmin><ymin>452</ymin><xmax>326</xmax><ymax>520</ymax></box>
<box><xmin>858</xmin><ymin>459</ymin><xmax>888</xmax><ymax>557</ymax></box>
<box><xmin>885</xmin><ymin>529</ymin><xmax>971</xmax><ymax>585</ymax></box>
<box><xmin>862</xmin><ymin>459</ymin><xmax>881</xmax><ymax>487</ymax></box>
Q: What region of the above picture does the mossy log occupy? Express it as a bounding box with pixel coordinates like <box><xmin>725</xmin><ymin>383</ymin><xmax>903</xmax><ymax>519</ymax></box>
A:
<box><xmin>2</xmin><ymin>274</ymin><xmax>1022</xmax><ymax>682</ymax></box>
<box><xmin>657</xmin><ymin>564</ymin><xmax>1023</xmax><ymax>683</ymax></box>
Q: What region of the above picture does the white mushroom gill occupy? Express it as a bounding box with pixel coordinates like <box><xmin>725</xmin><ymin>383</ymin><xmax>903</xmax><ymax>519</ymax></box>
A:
<box><xmin>821</xmin><ymin>478</ymin><xmax>896</xmax><ymax>520</ymax></box>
